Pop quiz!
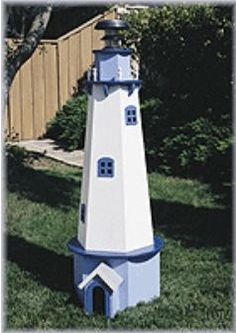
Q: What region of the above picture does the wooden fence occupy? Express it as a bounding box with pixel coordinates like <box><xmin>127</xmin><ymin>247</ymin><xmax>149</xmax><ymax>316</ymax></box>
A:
<box><xmin>6</xmin><ymin>9</ymin><xmax>116</xmax><ymax>140</ymax></box>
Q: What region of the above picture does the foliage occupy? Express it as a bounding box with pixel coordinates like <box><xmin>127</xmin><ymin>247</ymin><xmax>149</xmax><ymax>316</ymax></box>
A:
<box><xmin>141</xmin><ymin>97</ymin><xmax>232</xmax><ymax>181</ymax></box>
<box><xmin>124</xmin><ymin>5</ymin><xmax>232</xmax><ymax>106</ymax></box>
<box><xmin>6</xmin><ymin>150</ymin><xmax>232</xmax><ymax>329</ymax></box>
<box><xmin>7</xmin><ymin>144</ymin><xmax>29</xmax><ymax>167</ymax></box>
<box><xmin>123</xmin><ymin>5</ymin><xmax>232</xmax><ymax>182</ymax></box>
<box><xmin>159</xmin><ymin>117</ymin><xmax>232</xmax><ymax>181</ymax></box>
<box><xmin>45</xmin><ymin>93</ymin><xmax>87</xmax><ymax>151</ymax></box>
<box><xmin>43</xmin><ymin>6</ymin><xmax>108</xmax><ymax>39</ymax></box>
<box><xmin>6</xmin><ymin>6</ymin><xmax>49</xmax><ymax>38</ymax></box>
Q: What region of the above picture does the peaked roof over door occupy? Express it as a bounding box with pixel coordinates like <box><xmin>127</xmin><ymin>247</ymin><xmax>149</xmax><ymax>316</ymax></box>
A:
<box><xmin>78</xmin><ymin>262</ymin><xmax>123</xmax><ymax>291</ymax></box>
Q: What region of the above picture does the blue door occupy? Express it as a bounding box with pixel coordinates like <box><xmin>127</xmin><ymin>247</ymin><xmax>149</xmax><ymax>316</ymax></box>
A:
<box><xmin>84</xmin><ymin>280</ymin><xmax>111</xmax><ymax>317</ymax></box>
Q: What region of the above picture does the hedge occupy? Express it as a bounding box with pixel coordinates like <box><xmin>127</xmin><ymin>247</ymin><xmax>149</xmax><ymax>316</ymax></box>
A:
<box><xmin>45</xmin><ymin>93</ymin><xmax>87</xmax><ymax>151</ymax></box>
<box><xmin>124</xmin><ymin>5</ymin><xmax>232</xmax><ymax>182</ymax></box>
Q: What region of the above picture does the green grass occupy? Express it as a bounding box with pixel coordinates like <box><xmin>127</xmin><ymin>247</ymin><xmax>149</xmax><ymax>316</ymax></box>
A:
<box><xmin>6</xmin><ymin>147</ymin><xmax>233</xmax><ymax>329</ymax></box>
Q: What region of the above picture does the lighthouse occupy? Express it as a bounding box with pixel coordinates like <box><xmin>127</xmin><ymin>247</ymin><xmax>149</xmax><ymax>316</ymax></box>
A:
<box><xmin>68</xmin><ymin>19</ymin><xmax>164</xmax><ymax>318</ymax></box>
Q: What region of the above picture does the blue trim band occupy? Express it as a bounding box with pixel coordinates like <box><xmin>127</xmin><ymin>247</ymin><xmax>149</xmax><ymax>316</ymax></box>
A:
<box><xmin>67</xmin><ymin>235</ymin><xmax>164</xmax><ymax>260</ymax></box>
<box><xmin>93</xmin><ymin>47</ymin><xmax>133</xmax><ymax>55</ymax></box>
<box><xmin>86</xmin><ymin>80</ymin><xmax>141</xmax><ymax>96</ymax></box>
<box><xmin>88</xmin><ymin>79</ymin><xmax>141</xmax><ymax>86</ymax></box>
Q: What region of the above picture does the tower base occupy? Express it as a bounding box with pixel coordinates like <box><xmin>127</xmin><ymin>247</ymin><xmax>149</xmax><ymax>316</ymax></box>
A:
<box><xmin>68</xmin><ymin>236</ymin><xmax>164</xmax><ymax>318</ymax></box>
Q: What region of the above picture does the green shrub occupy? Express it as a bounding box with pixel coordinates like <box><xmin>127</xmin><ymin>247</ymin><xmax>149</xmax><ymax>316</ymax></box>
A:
<box><xmin>46</xmin><ymin>94</ymin><xmax>87</xmax><ymax>151</ymax></box>
<box><xmin>123</xmin><ymin>5</ymin><xmax>232</xmax><ymax>183</ymax></box>
<box><xmin>124</xmin><ymin>5</ymin><xmax>232</xmax><ymax>108</ymax></box>
<box><xmin>141</xmin><ymin>98</ymin><xmax>232</xmax><ymax>182</ymax></box>
<box><xmin>159</xmin><ymin>117</ymin><xmax>232</xmax><ymax>180</ymax></box>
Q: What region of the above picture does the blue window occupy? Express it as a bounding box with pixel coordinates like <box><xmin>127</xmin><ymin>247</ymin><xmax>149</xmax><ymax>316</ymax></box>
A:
<box><xmin>125</xmin><ymin>105</ymin><xmax>137</xmax><ymax>125</ymax></box>
<box><xmin>80</xmin><ymin>203</ymin><xmax>86</xmax><ymax>223</ymax></box>
<box><xmin>98</xmin><ymin>157</ymin><xmax>114</xmax><ymax>177</ymax></box>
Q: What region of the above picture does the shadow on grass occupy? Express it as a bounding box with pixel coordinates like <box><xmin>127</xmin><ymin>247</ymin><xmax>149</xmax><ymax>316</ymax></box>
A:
<box><xmin>151</xmin><ymin>199</ymin><xmax>232</xmax><ymax>261</ymax></box>
<box><xmin>7</xmin><ymin>234</ymin><xmax>77</xmax><ymax>297</ymax></box>
<box><xmin>8</xmin><ymin>160</ymin><xmax>81</xmax><ymax>211</ymax></box>
<box><xmin>146</xmin><ymin>152</ymin><xmax>232</xmax><ymax>209</ymax></box>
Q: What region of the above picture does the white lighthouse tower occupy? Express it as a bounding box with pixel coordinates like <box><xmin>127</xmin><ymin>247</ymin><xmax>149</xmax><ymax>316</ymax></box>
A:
<box><xmin>68</xmin><ymin>19</ymin><xmax>164</xmax><ymax>318</ymax></box>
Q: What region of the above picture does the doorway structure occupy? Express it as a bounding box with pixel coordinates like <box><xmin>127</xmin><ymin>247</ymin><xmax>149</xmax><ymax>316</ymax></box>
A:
<box><xmin>78</xmin><ymin>262</ymin><xmax>123</xmax><ymax>317</ymax></box>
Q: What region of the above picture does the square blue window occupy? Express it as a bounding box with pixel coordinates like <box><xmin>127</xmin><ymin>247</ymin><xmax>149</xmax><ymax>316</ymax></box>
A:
<box><xmin>98</xmin><ymin>157</ymin><xmax>114</xmax><ymax>177</ymax></box>
<box><xmin>125</xmin><ymin>106</ymin><xmax>137</xmax><ymax>125</ymax></box>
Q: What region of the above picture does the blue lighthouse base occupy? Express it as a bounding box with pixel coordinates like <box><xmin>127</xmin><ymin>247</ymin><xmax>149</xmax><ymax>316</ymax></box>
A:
<box><xmin>68</xmin><ymin>236</ymin><xmax>164</xmax><ymax>318</ymax></box>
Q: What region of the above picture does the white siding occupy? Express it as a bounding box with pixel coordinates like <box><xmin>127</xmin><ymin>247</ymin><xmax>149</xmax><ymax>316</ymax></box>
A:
<box><xmin>78</xmin><ymin>84</ymin><xmax>154</xmax><ymax>252</ymax></box>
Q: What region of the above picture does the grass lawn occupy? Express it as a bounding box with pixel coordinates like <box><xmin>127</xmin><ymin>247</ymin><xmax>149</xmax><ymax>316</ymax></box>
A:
<box><xmin>6</xmin><ymin>146</ymin><xmax>233</xmax><ymax>329</ymax></box>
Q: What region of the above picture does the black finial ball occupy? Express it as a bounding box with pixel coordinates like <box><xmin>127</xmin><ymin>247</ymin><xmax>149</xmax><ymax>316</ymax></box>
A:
<box><xmin>95</xmin><ymin>19</ymin><xmax>129</xmax><ymax>31</ymax></box>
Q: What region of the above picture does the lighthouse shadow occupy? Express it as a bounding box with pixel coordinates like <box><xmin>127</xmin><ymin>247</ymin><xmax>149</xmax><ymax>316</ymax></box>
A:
<box><xmin>7</xmin><ymin>148</ymin><xmax>82</xmax><ymax>211</ymax></box>
<box><xmin>7</xmin><ymin>234</ymin><xmax>74</xmax><ymax>295</ymax></box>
<box><xmin>150</xmin><ymin>199</ymin><xmax>232</xmax><ymax>261</ymax></box>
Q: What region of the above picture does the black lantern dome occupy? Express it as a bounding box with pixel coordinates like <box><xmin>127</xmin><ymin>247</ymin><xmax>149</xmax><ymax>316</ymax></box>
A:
<box><xmin>95</xmin><ymin>19</ymin><xmax>129</xmax><ymax>48</ymax></box>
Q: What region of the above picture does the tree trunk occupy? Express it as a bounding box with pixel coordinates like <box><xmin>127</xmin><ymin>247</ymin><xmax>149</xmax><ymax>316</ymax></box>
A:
<box><xmin>4</xmin><ymin>5</ymin><xmax>52</xmax><ymax>103</ymax></box>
